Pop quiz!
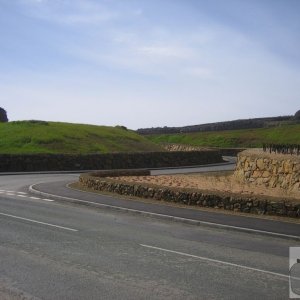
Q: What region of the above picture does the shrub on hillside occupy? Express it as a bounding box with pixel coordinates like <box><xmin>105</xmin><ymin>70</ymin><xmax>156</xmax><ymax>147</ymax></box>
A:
<box><xmin>0</xmin><ymin>107</ymin><xmax>8</xmax><ymax>122</ymax></box>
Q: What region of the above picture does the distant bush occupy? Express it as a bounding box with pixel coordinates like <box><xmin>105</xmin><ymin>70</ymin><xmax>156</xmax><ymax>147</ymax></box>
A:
<box><xmin>11</xmin><ymin>120</ymin><xmax>49</xmax><ymax>126</ymax></box>
<box><xmin>115</xmin><ymin>125</ymin><xmax>128</xmax><ymax>130</ymax></box>
<box><xmin>0</xmin><ymin>107</ymin><xmax>8</xmax><ymax>122</ymax></box>
<box><xmin>295</xmin><ymin>110</ymin><xmax>300</xmax><ymax>120</ymax></box>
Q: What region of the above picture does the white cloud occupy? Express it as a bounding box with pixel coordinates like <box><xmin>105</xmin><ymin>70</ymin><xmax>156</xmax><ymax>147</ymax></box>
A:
<box><xmin>137</xmin><ymin>46</ymin><xmax>193</xmax><ymax>60</ymax></box>
<box><xmin>56</xmin><ymin>11</ymin><xmax>119</xmax><ymax>25</ymax></box>
<box><xmin>184</xmin><ymin>67</ymin><xmax>214</xmax><ymax>79</ymax></box>
<box><xmin>18</xmin><ymin>0</ymin><xmax>121</xmax><ymax>25</ymax></box>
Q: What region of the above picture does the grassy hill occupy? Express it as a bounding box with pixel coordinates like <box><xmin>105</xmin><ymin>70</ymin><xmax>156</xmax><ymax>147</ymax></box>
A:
<box><xmin>147</xmin><ymin>124</ymin><xmax>300</xmax><ymax>148</ymax></box>
<box><xmin>0</xmin><ymin>121</ymin><xmax>163</xmax><ymax>154</ymax></box>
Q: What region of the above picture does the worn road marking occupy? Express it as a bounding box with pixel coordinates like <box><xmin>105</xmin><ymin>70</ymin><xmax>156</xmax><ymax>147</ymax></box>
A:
<box><xmin>0</xmin><ymin>212</ymin><xmax>78</xmax><ymax>232</ymax></box>
<box><xmin>17</xmin><ymin>195</ymin><xmax>27</xmax><ymax>198</ymax></box>
<box><xmin>140</xmin><ymin>244</ymin><xmax>289</xmax><ymax>280</ymax></box>
<box><xmin>2</xmin><ymin>192</ymin><xmax>54</xmax><ymax>202</ymax></box>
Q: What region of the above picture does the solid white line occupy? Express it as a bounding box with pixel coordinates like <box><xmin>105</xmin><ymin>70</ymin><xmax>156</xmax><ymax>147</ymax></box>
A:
<box><xmin>140</xmin><ymin>244</ymin><xmax>289</xmax><ymax>280</ymax></box>
<box><xmin>0</xmin><ymin>212</ymin><xmax>78</xmax><ymax>232</ymax></box>
<box><xmin>30</xmin><ymin>183</ymin><xmax>300</xmax><ymax>240</ymax></box>
<box><xmin>183</xmin><ymin>218</ymin><xmax>300</xmax><ymax>240</ymax></box>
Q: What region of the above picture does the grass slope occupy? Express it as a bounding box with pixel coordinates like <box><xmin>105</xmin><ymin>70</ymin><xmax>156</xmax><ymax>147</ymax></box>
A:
<box><xmin>0</xmin><ymin>121</ymin><xmax>162</xmax><ymax>154</ymax></box>
<box><xmin>147</xmin><ymin>124</ymin><xmax>300</xmax><ymax>148</ymax></box>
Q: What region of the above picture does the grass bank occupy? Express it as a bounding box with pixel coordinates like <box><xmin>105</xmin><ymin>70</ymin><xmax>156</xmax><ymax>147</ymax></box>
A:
<box><xmin>0</xmin><ymin>120</ymin><xmax>162</xmax><ymax>154</ymax></box>
<box><xmin>146</xmin><ymin>124</ymin><xmax>300</xmax><ymax>148</ymax></box>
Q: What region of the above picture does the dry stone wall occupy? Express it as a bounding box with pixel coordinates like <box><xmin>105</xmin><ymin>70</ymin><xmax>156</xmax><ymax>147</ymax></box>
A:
<box><xmin>79</xmin><ymin>171</ymin><xmax>300</xmax><ymax>218</ymax></box>
<box><xmin>234</xmin><ymin>149</ymin><xmax>300</xmax><ymax>194</ymax></box>
<box><xmin>0</xmin><ymin>150</ymin><xmax>222</xmax><ymax>172</ymax></box>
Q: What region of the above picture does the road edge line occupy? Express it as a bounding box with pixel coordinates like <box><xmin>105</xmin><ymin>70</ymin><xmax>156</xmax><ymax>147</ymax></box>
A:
<box><xmin>28</xmin><ymin>183</ymin><xmax>300</xmax><ymax>241</ymax></box>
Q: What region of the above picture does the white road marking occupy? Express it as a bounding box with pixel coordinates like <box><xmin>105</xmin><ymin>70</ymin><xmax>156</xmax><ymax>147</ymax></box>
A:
<box><xmin>17</xmin><ymin>195</ymin><xmax>27</xmax><ymax>198</ymax></box>
<box><xmin>0</xmin><ymin>190</ymin><xmax>28</xmax><ymax>195</ymax></box>
<box><xmin>0</xmin><ymin>212</ymin><xmax>78</xmax><ymax>232</ymax></box>
<box><xmin>140</xmin><ymin>244</ymin><xmax>289</xmax><ymax>280</ymax></box>
<box><xmin>1</xmin><ymin>192</ymin><xmax>54</xmax><ymax>202</ymax></box>
<box><xmin>31</xmin><ymin>183</ymin><xmax>300</xmax><ymax>241</ymax></box>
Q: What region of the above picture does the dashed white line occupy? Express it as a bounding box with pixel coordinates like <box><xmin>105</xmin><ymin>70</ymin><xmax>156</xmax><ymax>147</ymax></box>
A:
<box><xmin>1</xmin><ymin>192</ymin><xmax>54</xmax><ymax>202</ymax></box>
<box><xmin>0</xmin><ymin>212</ymin><xmax>78</xmax><ymax>232</ymax></box>
<box><xmin>140</xmin><ymin>244</ymin><xmax>289</xmax><ymax>280</ymax></box>
<box><xmin>17</xmin><ymin>195</ymin><xmax>27</xmax><ymax>198</ymax></box>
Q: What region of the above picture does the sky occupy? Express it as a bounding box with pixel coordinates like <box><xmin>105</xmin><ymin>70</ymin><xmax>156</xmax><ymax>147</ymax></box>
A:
<box><xmin>0</xmin><ymin>0</ymin><xmax>300</xmax><ymax>129</ymax></box>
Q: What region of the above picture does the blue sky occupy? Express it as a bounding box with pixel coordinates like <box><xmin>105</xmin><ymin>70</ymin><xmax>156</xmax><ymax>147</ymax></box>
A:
<box><xmin>1</xmin><ymin>0</ymin><xmax>299</xmax><ymax>129</ymax></box>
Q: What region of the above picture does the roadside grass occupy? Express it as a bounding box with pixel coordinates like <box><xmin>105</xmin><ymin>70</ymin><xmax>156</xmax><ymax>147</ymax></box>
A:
<box><xmin>146</xmin><ymin>124</ymin><xmax>300</xmax><ymax>148</ymax></box>
<box><xmin>0</xmin><ymin>121</ymin><xmax>162</xmax><ymax>154</ymax></box>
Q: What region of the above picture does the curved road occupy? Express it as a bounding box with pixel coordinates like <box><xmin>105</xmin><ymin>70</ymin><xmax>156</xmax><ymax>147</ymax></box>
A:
<box><xmin>150</xmin><ymin>156</ymin><xmax>236</xmax><ymax>175</ymax></box>
<box><xmin>0</xmin><ymin>164</ymin><xmax>299</xmax><ymax>299</ymax></box>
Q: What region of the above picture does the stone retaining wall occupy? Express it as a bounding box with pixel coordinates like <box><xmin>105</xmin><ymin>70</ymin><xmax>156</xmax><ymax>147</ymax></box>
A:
<box><xmin>234</xmin><ymin>149</ymin><xmax>300</xmax><ymax>194</ymax></box>
<box><xmin>79</xmin><ymin>171</ymin><xmax>300</xmax><ymax>218</ymax></box>
<box><xmin>0</xmin><ymin>150</ymin><xmax>222</xmax><ymax>172</ymax></box>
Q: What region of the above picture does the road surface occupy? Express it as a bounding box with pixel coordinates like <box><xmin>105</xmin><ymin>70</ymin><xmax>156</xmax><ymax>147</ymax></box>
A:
<box><xmin>0</xmin><ymin>173</ymin><xmax>299</xmax><ymax>299</ymax></box>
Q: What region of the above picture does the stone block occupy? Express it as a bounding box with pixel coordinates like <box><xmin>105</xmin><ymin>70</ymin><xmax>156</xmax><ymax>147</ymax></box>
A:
<box><xmin>256</xmin><ymin>158</ymin><xmax>265</xmax><ymax>170</ymax></box>
<box><xmin>252</xmin><ymin>170</ymin><xmax>261</xmax><ymax>178</ymax></box>
<box><xmin>262</xmin><ymin>171</ymin><xmax>270</xmax><ymax>178</ymax></box>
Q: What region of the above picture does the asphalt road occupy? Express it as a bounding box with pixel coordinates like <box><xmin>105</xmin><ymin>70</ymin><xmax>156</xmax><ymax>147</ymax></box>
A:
<box><xmin>0</xmin><ymin>174</ymin><xmax>299</xmax><ymax>299</ymax></box>
<box><xmin>150</xmin><ymin>156</ymin><xmax>236</xmax><ymax>175</ymax></box>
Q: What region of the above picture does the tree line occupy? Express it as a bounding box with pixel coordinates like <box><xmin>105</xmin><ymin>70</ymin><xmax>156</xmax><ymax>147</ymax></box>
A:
<box><xmin>263</xmin><ymin>143</ymin><xmax>300</xmax><ymax>155</ymax></box>
<box><xmin>137</xmin><ymin>116</ymin><xmax>293</xmax><ymax>135</ymax></box>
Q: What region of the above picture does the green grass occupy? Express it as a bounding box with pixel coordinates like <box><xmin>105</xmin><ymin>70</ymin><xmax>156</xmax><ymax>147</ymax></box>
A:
<box><xmin>147</xmin><ymin>124</ymin><xmax>300</xmax><ymax>148</ymax></box>
<box><xmin>0</xmin><ymin>121</ymin><xmax>163</xmax><ymax>154</ymax></box>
